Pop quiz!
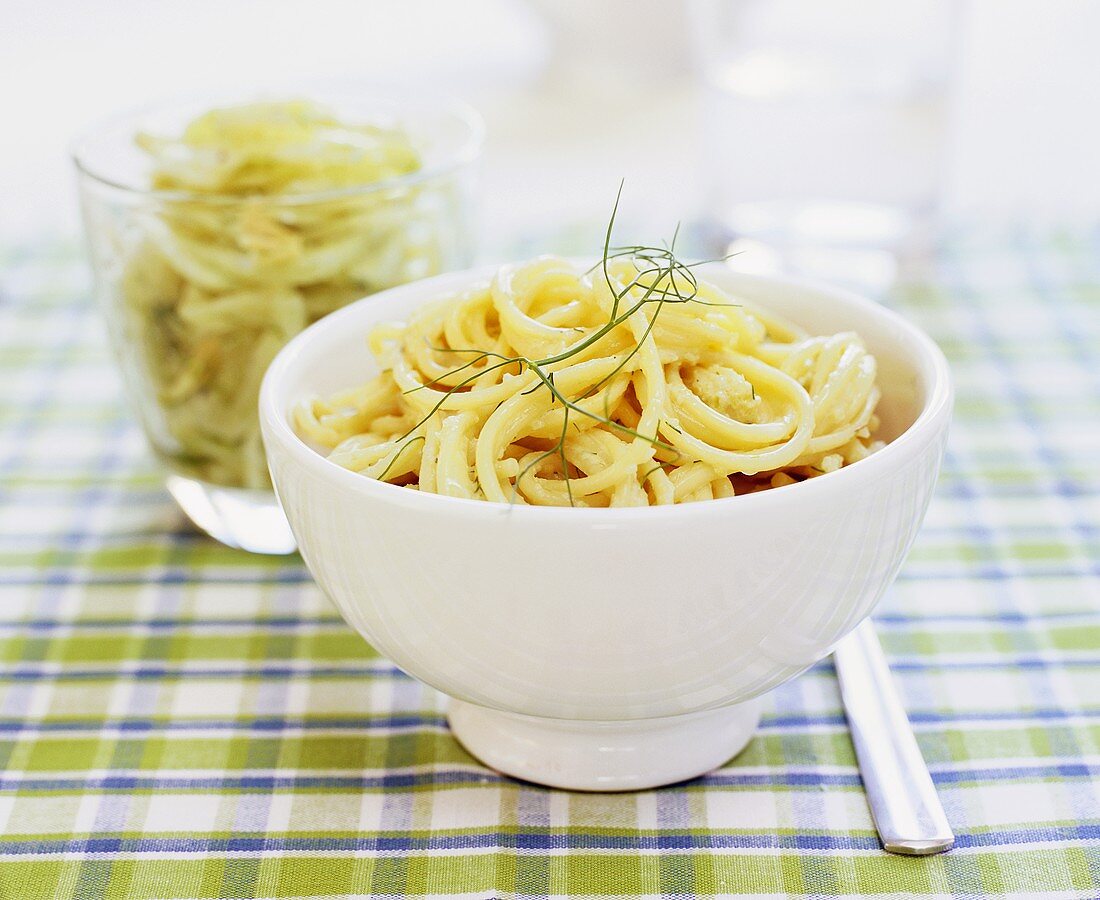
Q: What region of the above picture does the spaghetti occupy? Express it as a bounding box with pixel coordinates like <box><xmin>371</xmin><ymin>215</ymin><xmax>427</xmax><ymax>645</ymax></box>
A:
<box><xmin>295</xmin><ymin>251</ymin><xmax>883</xmax><ymax>506</ymax></box>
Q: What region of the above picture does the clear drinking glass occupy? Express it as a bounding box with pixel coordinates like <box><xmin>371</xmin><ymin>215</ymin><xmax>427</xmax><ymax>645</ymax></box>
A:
<box><xmin>690</xmin><ymin>0</ymin><xmax>958</xmax><ymax>286</ymax></box>
<box><xmin>74</xmin><ymin>94</ymin><xmax>482</xmax><ymax>553</ymax></box>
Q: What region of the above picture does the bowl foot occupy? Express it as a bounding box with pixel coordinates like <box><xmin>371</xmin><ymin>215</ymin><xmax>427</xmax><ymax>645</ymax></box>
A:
<box><xmin>448</xmin><ymin>697</ymin><xmax>762</xmax><ymax>791</ymax></box>
<box><xmin>166</xmin><ymin>474</ymin><xmax>297</xmax><ymax>554</ymax></box>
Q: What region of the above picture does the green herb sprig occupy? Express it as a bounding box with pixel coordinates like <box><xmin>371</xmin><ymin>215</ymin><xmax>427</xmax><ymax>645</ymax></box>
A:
<box><xmin>380</xmin><ymin>184</ymin><xmax>734</xmax><ymax>505</ymax></box>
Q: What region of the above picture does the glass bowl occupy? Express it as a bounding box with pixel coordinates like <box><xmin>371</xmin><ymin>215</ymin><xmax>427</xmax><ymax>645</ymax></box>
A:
<box><xmin>73</xmin><ymin>92</ymin><xmax>482</xmax><ymax>553</ymax></box>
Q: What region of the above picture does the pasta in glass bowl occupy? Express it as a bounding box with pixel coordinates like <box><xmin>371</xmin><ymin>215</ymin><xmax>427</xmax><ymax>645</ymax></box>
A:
<box><xmin>259</xmin><ymin>257</ymin><xmax>953</xmax><ymax>790</ymax></box>
<box><xmin>74</xmin><ymin>94</ymin><xmax>481</xmax><ymax>552</ymax></box>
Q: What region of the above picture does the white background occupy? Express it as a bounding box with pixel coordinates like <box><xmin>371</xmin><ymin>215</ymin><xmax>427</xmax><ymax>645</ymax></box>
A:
<box><xmin>2</xmin><ymin>0</ymin><xmax>1097</xmax><ymax>246</ymax></box>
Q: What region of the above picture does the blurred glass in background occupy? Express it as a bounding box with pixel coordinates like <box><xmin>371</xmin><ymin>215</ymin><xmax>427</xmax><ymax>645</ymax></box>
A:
<box><xmin>691</xmin><ymin>0</ymin><xmax>960</xmax><ymax>285</ymax></box>
<box><xmin>2</xmin><ymin>0</ymin><xmax>1097</xmax><ymax>255</ymax></box>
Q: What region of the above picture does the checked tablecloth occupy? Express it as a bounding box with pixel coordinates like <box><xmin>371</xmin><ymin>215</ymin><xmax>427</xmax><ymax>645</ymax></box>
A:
<box><xmin>0</xmin><ymin>231</ymin><xmax>1098</xmax><ymax>899</ymax></box>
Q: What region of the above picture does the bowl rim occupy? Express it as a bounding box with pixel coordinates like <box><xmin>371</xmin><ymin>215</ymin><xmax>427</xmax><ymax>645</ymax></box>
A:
<box><xmin>259</xmin><ymin>262</ymin><xmax>954</xmax><ymax>520</ymax></box>
<box><xmin>70</xmin><ymin>89</ymin><xmax>485</xmax><ymax>205</ymax></box>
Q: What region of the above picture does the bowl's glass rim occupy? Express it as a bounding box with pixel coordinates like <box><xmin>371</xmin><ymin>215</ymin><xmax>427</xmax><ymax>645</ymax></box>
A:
<box><xmin>260</xmin><ymin>263</ymin><xmax>955</xmax><ymax>520</ymax></box>
<box><xmin>70</xmin><ymin>90</ymin><xmax>485</xmax><ymax>206</ymax></box>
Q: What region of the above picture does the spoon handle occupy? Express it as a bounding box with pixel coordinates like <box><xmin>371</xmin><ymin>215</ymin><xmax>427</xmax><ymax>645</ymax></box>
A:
<box><xmin>834</xmin><ymin>620</ymin><xmax>954</xmax><ymax>855</ymax></box>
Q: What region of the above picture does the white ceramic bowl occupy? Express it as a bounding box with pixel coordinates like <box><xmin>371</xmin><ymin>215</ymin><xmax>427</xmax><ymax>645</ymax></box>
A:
<box><xmin>259</xmin><ymin>264</ymin><xmax>952</xmax><ymax>791</ymax></box>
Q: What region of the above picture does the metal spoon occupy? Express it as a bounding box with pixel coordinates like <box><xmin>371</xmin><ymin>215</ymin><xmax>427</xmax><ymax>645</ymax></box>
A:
<box><xmin>834</xmin><ymin>620</ymin><xmax>954</xmax><ymax>855</ymax></box>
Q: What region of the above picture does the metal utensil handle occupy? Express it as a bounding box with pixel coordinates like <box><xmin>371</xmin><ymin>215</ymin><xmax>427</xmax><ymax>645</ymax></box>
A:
<box><xmin>834</xmin><ymin>620</ymin><xmax>954</xmax><ymax>855</ymax></box>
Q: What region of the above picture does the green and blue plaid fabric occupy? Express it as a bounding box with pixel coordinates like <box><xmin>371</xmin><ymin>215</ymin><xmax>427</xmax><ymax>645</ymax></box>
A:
<box><xmin>0</xmin><ymin>231</ymin><xmax>1098</xmax><ymax>898</ymax></box>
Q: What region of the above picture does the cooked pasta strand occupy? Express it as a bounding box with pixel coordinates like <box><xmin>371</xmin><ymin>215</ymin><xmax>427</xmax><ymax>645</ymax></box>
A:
<box><xmin>294</xmin><ymin>255</ymin><xmax>883</xmax><ymax>505</ymax></box>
